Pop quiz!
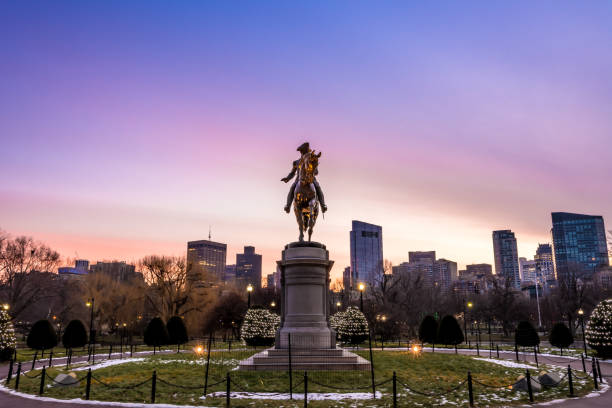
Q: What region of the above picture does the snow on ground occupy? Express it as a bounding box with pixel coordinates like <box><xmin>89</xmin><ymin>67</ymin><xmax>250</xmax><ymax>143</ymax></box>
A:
<box><xmin>471</xmin><ymin>357</ymin><xmax>535</xmax><ymax>369</ymax></box>
<box><xmin>72</xmin><ymin>358</ymin><xmax>145</xmax><ymax>371</ymax></box>
<box><xmin>0</xmin><ymin>382</ymin><xmax>212</xmax><ymax>408</ymax></box>
<box><xmin>204</xmin><ymin>391</ymin><xmax>382</xmax><ymax>400</ymax></box>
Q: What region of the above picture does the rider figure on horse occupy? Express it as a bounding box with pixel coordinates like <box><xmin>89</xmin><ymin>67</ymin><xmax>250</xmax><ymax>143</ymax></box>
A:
<box><xmin>281</xmin><ymin>142</ymin><xmax>328</xmax><ymax>213</ymax></box>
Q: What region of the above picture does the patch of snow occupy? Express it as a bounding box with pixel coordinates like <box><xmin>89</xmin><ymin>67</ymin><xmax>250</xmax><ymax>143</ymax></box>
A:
<box><xmin>471</xmin><ymin>357</ymin><xmax>535</xmax><ymax>369</ymax></box>
<box><xmin>72</xmin><ymin>358</ymin><xmax>145</xmax><ymax>371</ymax></box>
<box><xmin>204</xmin><ymin>391</ymin><xmax>382</xmax><ymax>400</ymax></box>
<box><xmin>0</xmin><ymin>382</ymin><xmax>213</xmax><ymax>408</ymax></box>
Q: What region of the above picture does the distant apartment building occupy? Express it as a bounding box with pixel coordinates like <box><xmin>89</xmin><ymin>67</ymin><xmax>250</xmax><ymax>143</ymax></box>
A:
<box><xmin>266</xmin><ymin>268</ymin><xmax>281</xmax><ymax>291</ymax></box>
<box><xmin>534</xmin><ymin>244</ymin><xmax>555</xmax><ymax>283</ymax></box>
<box><xmin>433</xmin><ymin>259</ymin><xmax>457</xmax><ymax>290</ymax></box>
<box><xmin>90</xmin><ymin>261</ymin><xmax>136</xmax><ymax>282</ymax></box>
<box><xmin>350</xmin><ymin>220</ymin><xmax>383</xmax><ymax>286</ymax></box>
<box><xmin>492</xmin><ymin>230</ymin><xmax>520</xmax><ymax>288</ymax></box>
<box><xmin>519</xmin><ymin>258</ymin><xmax>537</xmax><ymax>284</ymax></box>
<box><xmin>236</xmin><ymin>246</ymin><xmax>262</xmax><ymax>289</ymax></box>
<box><xmin>406</xmin><ymin>251</ymin><xmax>435</xmax><ymax>284</ymax></box>
<box><xmin>343</xmin><ymin>266</ymin><xmax>352</xmax><ymax>290</ymax></box>
<box><xmin>266</xmin><ymin>273</ymin><xmax>275</xmax><ymax>289</ymax></box>
<box><xmin>58</xmin><ymin>259</ymin><xmax>89</xmax><ymax>280</ymax></box>
<box><xmin>465</xmin><ymin>263</ymin><xmax>492</xmax><ymax>278</ymax></box>
<box><xmin>187</xmin><ymin>239</ymin><xmax>227</xmax><ymax>284</ymax></box>
<box><xmin>224</xmin><ymin>264</ymin><xmax>236</xmax><ymax>282</ymax></box>
<box><xmin>551</xmin><ymin>212</ymin><xmax>609</xmax><ymax>280</ymax></box>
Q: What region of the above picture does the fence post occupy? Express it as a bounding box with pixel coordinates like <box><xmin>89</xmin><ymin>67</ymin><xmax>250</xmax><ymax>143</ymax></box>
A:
<box><xmin>204</xmin><ymin>332</ymin><xmax>213</xmax><ymax>396</ymax></box>
<box><xmin>92</xmin><ymin>341</ymin><xmax>95</xmax><ymax>364</ymax></box>
<box><xmin>228</xmin><ymin>339</ymin><xmax>232</xmax><ymax>352</ymax></box>
<box><xmin>7</xmin><ymin>358</ymin><xmax>13</xmax><ymax>385</ymax></box>
<box><xmin>108</xmin><ymin>344</ymin><xmax>113</xmax><ymax>360</ymax></box>
<box><xmin>85</xmin><ymin>368</ymin><xmax>91</xmax><ymax>400</ymax></box>
<box><xmin>592</xmin><ymin>358</ymin><xmax>598</xmax><ymax>390</ymax></box>
<box><xmin>567</xmin><ymin>365</ymin><xmax>574</xmax><ymax>397</ymax></box>
<box><xmin>39</xmin><ymin>366</ymin><xmax>46</xmax><ymax>395</ymax></box>
<box><xmin>31</xmin><ymin>350</ymin><xmax>38</xmax><ymax>370</ymax></box>
<box><xmin>393</xmin><ymin>371</ymin><xmax>397</xmax><ymax>408</ymax></box>
<box><xmin>288</xmin><ymin>332</ymin><xmax>293</xmax><ymax>400</ymax></box>
<box><xmin>476</xmin><ymin>343</ymin><xmax>480</xmax><ymax>356</ymax></box>
<box><xmin>130</xmin><ymin>343</ymin><xmax>133</xmax><ymax>357</ymax></box>
<box><xmin>151</xmin><ymin>370</ymin><xmax>157</xmax><ymax>403</ymax></box>
<box><xmin>304</xmin><ymin>371</ymin><xmax>308</xmax><ymax>408</ymax></box>
<box><xmin>368</xmin><ymin>330</ymin><xmax>376</xmax><ymax>399</ymax></box>
<box><xmin>581</xmin><ymin>353</ymin><xmax>586</xmax><ymax>372</ymax></box>
<box><xmin>496</xmin><ymin>345</ymin><xmax>500</xmax><ymax>359</ymax></box>
<box><xmin>526</xmin><ymin>369</ymin><xmax>534</xmax><ymax>403</ymax></box>
<box><xmin>226</xmin><ymin>372</ymin><xmax>230</xmax><ymax>408</ymax></box>
<box><xmin>515</xmin><ymin>344</ymin><xmax>519</xmax><ymax>362</ymax></box>
<box><xmin>14</xmin><ymin>362</ymin><xmax>21</xmax><ymax>390</ymax></box>
<box><xmin>467</xmin><ymin>371</ymin><xmax>474</xmax><ymax>407</ymax></box>
<box><xmin>534</xmin><ymin>347</ymin><xmax>538</xmax><ymax>368</ymax></box>
<box><xmin>49</xmin><ymin>350</ymin><xmax>53</xmax><ymax>367</ymax></box>
<box><xmin>596</xmin><ymin>359</ymin><xmax>603</xmax><ymax>383</ymax></box>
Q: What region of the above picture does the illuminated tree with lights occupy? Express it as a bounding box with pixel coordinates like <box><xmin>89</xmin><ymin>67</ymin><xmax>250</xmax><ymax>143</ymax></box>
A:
<box><xmin>586</xmin><ymin>299</ymin><xmax>612</xmax><ymax>358</ymax></box>
<box><xmin>330</xmin><ymin>306</ymin><xmax>368</xmax><ymax>345</ymax></box>
<box><xmin>0</xmin><ymin>309</ymin><xmax>16</xmax><ymax>361</ymax></box>
<box><xmin>240</xmin><ymin>308</ymin><xmax>280</xmax><ymax>347</ymax></box>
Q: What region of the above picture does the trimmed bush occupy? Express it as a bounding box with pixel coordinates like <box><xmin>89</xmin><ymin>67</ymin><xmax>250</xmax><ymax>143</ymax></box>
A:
<box><xmin>437</xmin><ymin>315</ymin><xmax>464</xmax><ymax>346</ymax></box>
<box><xmin>27</xmin><ymin>319</ymin><xmax>58</xmax><ymax>351</ymax></box>
<box><xmin>515</xmin><ymin>321</ymin><xmax>540</xmax><ymax>347</ymax></box>
<box><xmin>418</xmin><ymin>315</ymin><xmax>438</xmax><ymax>344</ymax></box>
<box><xmin>549</xmin><ymin>322</ymin><xmax>573</xmax><ymax>354</ymax></box>
<box><xmin>144</xmin><ymin>317</ymin><xmax>169</xmax><ymax>347</ymax></box>
<box><xmin>330</xmin><ymin>306</ymin><xmax>369</xmax><ymax>345</ymax></box>
<box><xmin>167</xmin><ymin>316</ymin><xmax>188</xmax><ymax>346</ymax></box>
<box><xmin>240</xmin><ymin>308</ymin><xmax>280</xmax><ymax>347</ymax></box>
<box><xmin>62</xmin><ymin>319</ymin><xmax>88</xmax><ymax>349</ymax></box>
<box><xmin>0</xmin><ymin>309</ymin><xmax>16</xmax><ymax>361</ymax></box>
<box><xmin>586</xmin><ymin>298</ymin><xmax>612</xmax><ymax>358</ymax></box>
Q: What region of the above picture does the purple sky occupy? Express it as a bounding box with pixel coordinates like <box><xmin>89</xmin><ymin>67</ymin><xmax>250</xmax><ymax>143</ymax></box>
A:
<box><xmin>1</xmin><ymin>1</ymin><xmax>611</xmax><ymax>283</ymax></box>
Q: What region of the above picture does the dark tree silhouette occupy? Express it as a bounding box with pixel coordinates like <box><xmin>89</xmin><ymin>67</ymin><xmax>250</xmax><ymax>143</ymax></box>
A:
<box><xmin>437</xmin><ymin>315</ymin><xmax>464</xmax><ymax>352</ymax></box>
<box><xmin>62</xmin><ymin>319</ymin><xmax>88</xmax><ymax>349</ymax></box>
<box><xmin>166</xmin><ymin>315</ymin><xmax>188</xmax><ymax>352</ymax></box>
<box><xmin>144</xmin><ymin>317</ymin><xmax>169</xmax><ymax>353</ymax></box>
<box><xmin>515</xmin><ymin>321</ymin><xmax>540</xmax><ymax>347</ymax></box>
<box><xmin>549</xmin><ymin>322</ymin><xmax>573</xmax><ymax>355</ymax></box>
<box><xmin>418</xmin><ymin>315</ymin><xmax>438</xmax><ymax>346</ymax></box>
<box><xmin>27</xmin><ymin>319</ymin><xmax>58</xmax><ymax>351</ymax></box>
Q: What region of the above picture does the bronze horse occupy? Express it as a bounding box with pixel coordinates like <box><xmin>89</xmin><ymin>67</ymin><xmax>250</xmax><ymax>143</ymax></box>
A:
<box><xmin>293</xmin><ymin>151</ymin><xmax>321</xmax><ymax>242</ymax></box>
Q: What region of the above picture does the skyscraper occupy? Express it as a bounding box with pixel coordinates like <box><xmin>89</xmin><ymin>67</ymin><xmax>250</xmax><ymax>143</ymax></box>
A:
<box><xmin>551</xmin><ymin>212</ymin><xmax>609</xmax><ymax>280</ymax></box>
<box><xmin>187</xmin><ymin>239</ymin><xmax>227</xmax><ymax>284</ymax></box>
<box><xmin>407</xmin><ymin>251</ymin><xmax>436</xmax><ymax>285</ymax></box>
<box><xmin>236</xmin><ymin>246</ymin><xmax>262</xmax><ymax>289</ymax></box>
<box><xmin>350</xmin><ymin>220</ymin><xmax>383</xmax><ymax>286</ymax></box>
<box><xmin>534</xmin><ymin>244</ymin><xmax>555</xmax><ymax>283</ymax></box>
<box><xmin>343</xmin><ymin>266</ymin><xmax>352</xmax><ymax>291</ymax></box>
<box><xmin>433</xmin><ymin>259</ymin><xmax>457</xmax><ymax>290</ymax></box>
<box><xmin>492</xmin><ymin>230</ymin><xmax>520</xmax><ymax>288</ymax></box>
<box><xmin>519</xmin><ymin>257</ymin><xmax>537</xmax><ymax>284</ymax></box>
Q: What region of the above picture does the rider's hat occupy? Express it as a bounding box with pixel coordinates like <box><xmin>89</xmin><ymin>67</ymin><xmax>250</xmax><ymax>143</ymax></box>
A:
<box><xmin>297</xmin><ymin>142</ymin><xmax>310</xmax><ymax>153</ymax></box>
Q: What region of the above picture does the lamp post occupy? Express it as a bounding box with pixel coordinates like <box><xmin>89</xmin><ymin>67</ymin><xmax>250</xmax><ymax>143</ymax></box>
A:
<box><xmin>270</xmin><ymin>301</ymin><xmax>276</xmax><ymax>310</ymax></box>
<box><xmin>86</xmin><ymin>298</ymin><xmax>95</xmax><ymax>361</ymax></box>
<box><xmin>358</xmin><ymin>283</ymin><xmax>365</xmax><ymax>312</ymax></box>
<box><xmin>463</xmin><ymin>300</ymin><xmax>473</xmax><ymax>342</ymax></box>
<box><xmin>246</xmin><ymin>284</ymin><xmax>253</xmax><ymax>308</ymax></box>
<box><xmin>1</xmin><ymin>303</ymin><xmax>9</xmax><ymax>312</ymax></box>
<box><xmin>336</xmin><ymin>301</ymin><xmax>341</xmax><ymax>313</ymax></box>
<box><xmin>578</xmin><ymin>309</ymin><xmax>587</xmax><ymax>356</ymax></box>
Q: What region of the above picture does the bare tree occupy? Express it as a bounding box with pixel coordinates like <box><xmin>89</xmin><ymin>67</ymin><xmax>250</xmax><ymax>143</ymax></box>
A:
<box><xmin>0</xmin><ymin>234</ymin><xmax>61</xmax><ymax>320</ymax></box>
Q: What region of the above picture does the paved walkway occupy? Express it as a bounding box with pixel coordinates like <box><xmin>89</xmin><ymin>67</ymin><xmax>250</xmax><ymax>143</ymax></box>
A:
<box><xmin>0</xmin><ymin>348</ymin><xmax>609</xmax><ymax>407</ymax></box>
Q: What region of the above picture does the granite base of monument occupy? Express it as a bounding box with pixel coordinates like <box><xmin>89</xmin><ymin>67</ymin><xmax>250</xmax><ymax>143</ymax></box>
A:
<box><xmin>239</xmin><ymin>241</ymin><xmax>370</xmax><ymax>371</ymax></box>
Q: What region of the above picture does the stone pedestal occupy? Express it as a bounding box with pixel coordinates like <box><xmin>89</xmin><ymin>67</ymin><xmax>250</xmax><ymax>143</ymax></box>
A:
<box><xmin>238</xmin><ymin>241</ymin><xmax>370</xmax><ymax>371</ymax></box>
<box><xmin>275</xmin><ymin>241</ymin><xmax>335</xmax><ymax>349</ymax></box>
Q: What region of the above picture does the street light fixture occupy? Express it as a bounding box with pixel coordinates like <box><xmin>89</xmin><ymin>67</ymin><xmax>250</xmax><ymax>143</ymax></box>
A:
<box><xmin>2</xmin><ymin>303</ymin><xmax>9</xmax><ymax>311</ymax></box>
<box><xmin>270</xmin><ymin>301</ymin><xmax>276</xmax><ymax>308</ymax></box>
<box><xmin>246</xmin><ymin>284</ymin><xmax>253</xmax><ymax>308</ymax></box>
<box><xmin>578</xmin><ymin>308</ymin><xmax>587</xmax><ymax>356</ymax></box>
<box><xmin>336</xmin><ymin>301</ymin><xmax>341</xmax><ymax>312</ymax></box>
<box><xmin>358</xmin><ymin>283</ymin><xmax>365</xmax><ymax>312</ymax></box>
<box><xmin>86</xmin><ymin>298</ymin><xmax>95</xmax><ymax>362</ymax></box>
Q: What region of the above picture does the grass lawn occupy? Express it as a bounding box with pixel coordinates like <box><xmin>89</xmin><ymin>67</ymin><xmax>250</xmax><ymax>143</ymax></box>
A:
<box><xmin>4</xmin><ymin>350</ymin><xmax>594</xmax><ymax>407</ymax></box>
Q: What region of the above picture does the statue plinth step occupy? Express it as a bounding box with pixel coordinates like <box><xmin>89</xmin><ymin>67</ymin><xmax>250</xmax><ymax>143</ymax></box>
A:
<box><xmin>238</xmin><ymin>347</ymin><xmax>371</xmax><ymax>371</ymax></box>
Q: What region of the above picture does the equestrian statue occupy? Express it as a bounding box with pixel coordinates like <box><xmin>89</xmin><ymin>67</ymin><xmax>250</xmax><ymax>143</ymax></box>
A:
<box><xmin>281</xmin><ymin>142</ymin><xmax>327</xmax><ymax>242</ymax></box>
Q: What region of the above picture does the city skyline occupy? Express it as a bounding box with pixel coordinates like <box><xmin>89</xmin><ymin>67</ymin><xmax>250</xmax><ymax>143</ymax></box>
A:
<box><xmin>2</xmin><ymin>2</ymin><xmax>612</xmax><ymax>281</ymax></box>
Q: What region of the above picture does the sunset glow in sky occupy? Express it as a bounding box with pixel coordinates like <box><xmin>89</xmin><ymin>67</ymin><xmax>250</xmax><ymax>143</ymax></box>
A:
<box><xmin>1</xmin><ymin>1</ymin><xmax>611</xmax><ymax>283</ymax></box>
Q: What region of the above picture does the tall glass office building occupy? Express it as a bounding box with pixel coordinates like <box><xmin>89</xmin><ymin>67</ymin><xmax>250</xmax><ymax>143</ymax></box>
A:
<box><xmin>551</xmin><ymin>212</ymin><xmax>609</xmax><ymax>280</ymax></box>
<box><xmin>350</xmin><ymin>220</ymin><xmax>383</xmax><ymax>287</ymax></box>
<box><xmin>492</xmin><ymin>230</ymin><xmax>520</xmax><ymax>288</ymax></box>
